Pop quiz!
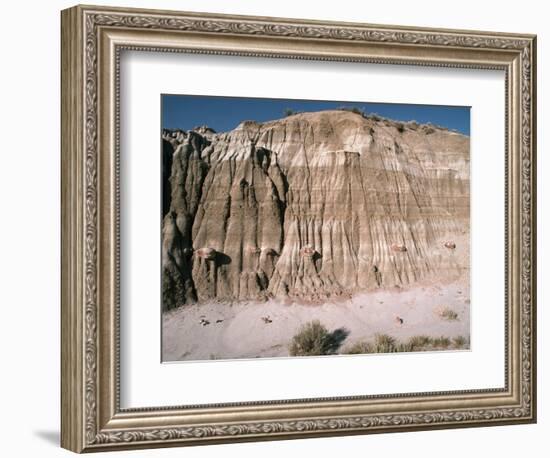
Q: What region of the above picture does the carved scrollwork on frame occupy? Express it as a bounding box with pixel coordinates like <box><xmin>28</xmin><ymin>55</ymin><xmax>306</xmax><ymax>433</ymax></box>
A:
<box><xmin>74</xmin><ymin>8</ymin><xmax>535</xmax><ymax>449</ymax></box>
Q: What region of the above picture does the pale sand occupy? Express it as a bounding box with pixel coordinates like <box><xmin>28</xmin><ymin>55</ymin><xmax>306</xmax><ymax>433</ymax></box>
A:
<box><xmin>162</xmin><ymin>280</ymin><xmax>470</xmax><ymax>362</ymax></box>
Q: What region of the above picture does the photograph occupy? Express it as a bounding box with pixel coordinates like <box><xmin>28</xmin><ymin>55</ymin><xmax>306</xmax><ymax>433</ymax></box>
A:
<box><xmin>161</xmin><ymin>95</ymin><xmax>471</xmax><ymax>362</ymax></box>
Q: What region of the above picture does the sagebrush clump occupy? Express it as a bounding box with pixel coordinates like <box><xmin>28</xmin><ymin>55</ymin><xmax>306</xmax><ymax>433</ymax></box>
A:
<box><xmin>289</xmin><ymin>321</ymin><xmax>348</xmax><ymax>356</ymax></box>
<box><xmin>283</xmin><ymin>108</ymin><xmax>296</xmax><ymax>117</ymax></box>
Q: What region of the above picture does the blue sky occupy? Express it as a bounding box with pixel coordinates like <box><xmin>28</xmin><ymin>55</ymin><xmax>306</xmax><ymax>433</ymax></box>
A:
<box><xmin>162</xmin><ymin>94</ymin><xmax>470</xmax><ymax>135</ymax></box>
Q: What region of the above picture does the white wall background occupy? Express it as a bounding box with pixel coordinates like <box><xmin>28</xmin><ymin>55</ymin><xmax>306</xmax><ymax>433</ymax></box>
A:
<box><xmin>0</xmin><ymin>0</ymin><xmax>546</xmax><ymax>456</ymax></box>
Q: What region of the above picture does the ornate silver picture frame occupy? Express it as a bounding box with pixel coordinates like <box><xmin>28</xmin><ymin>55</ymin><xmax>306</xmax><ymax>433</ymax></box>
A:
<box><xmin>61</xmin><ymin>4</ymin><xmax>536</xmax><ymax>453</ymax></box>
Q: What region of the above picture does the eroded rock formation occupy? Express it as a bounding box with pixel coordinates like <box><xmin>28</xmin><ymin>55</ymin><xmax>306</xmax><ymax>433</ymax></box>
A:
<box><xmin>161</xmin><ymin>110</ymin><xmax>469</xmax><ymax>309</ymax></box>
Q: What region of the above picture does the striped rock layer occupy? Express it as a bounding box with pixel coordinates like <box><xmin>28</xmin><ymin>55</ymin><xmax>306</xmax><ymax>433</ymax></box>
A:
<box><xmin>161</xmin><ymin>110</ymin><xmax>469</xmax><ymax>309</ymax></box>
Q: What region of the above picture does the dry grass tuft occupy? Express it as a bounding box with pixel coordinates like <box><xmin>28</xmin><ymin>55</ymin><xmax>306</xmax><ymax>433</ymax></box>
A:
<box><xmin>345</xmin><ymin>341</ymin><xmax>373</xmax><ymax>355</ymax></box>
<box><xmin>452</xmin><ymin>335</ymin><xmax>468</xmax><ymax>348</ymax></box>
<box><xmin>432</xmin><ymin>336</ymin><xmax>451</xmax><ymax>348</ymax></box>
<box><xmin>435</xmin><ymin>305</ymin><xmax>459</xmax><ymax>321</ymax></box>
<box><xmin>344</xmin><ymin>334</ymin><xmax>469</xmax><ymax>355</ymax></box>
<box><xmin>408</xmin><ymin>335</ymin><xmax>432</xmax><ymax>350</ymax></box>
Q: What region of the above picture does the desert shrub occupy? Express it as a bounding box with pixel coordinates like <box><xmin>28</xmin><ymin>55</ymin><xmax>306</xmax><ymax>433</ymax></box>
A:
<box><xmin>344</xmin><ymin>334</ymin><xmax>462</xmax><ymax>355</ymax></box>
<box><xmin>395</xmin><ymin>342</ymin><xmax>414</xmax><ymax>352</ymax></box>
<box><xmin>345</xmin><ymin>341</ymin><xmax>373</xmax><ymax>354</ymax></box>
<box><xmin>289</xmin><ymin>321</ymin><xmax>348</xmax><ymax>356</ymax></box>
<box><xmin>395</xmin><ymin>122</ymin><xmax>405</xmax><ymax>133</ymax></box>
<box><xmin>452</xmin><ymin>335</ymin><xmax>468</xmax><ymax>348</ymax></box>
<box><xmin>289</xmin><ymin>321</ymin><xmax>329</xmax><ymax>356</ymax></box>
<box><xmin>337</xmin><ymin>106</ymin><xmax>367</xmax><ymax>117</ymax></box>
<box><xmin>436</xmin><ymin>306</ymin><xmax>459</xmax><ymax>321</ymax></box>
<box><xmin>368</xmin><ymin>113</ymin><xmax>382</xmax><ymax>122</ymax></box>
<box><xmin>283</xmin><ymin>108</ymin><xmax>296</xmax><ymax>117</ymax></box>
<box><xmin>346</xmin><ymin>338</ymin><xmax>412</xmax><ymax>354</ymax></box>
<box><xmin>408</xmin><ymin>335</ymin><xmax>433</xmax><ymax>350</ymax></box>
<box><xmin>372</xmin><ymin>334</ymin><xmax>398</xmax><ymax>353</ymax></box>
<box><xmin>432</xmin><ymin>336</ymin><xmax>451</xmax><ymax>348</ymax></box>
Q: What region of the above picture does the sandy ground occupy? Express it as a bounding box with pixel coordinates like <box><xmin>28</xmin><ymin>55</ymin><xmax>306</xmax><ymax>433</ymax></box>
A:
<box><xmin>162</xmin><ymin>280</ymin><xmax>470</xmax><ymax>362</ymax></box>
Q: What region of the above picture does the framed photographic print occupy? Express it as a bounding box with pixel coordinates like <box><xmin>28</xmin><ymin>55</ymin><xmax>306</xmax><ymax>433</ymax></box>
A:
<box><xmin>61</xmin><ymin>4</ymin><xmax>537</xmax><ymax>453</ymax></box>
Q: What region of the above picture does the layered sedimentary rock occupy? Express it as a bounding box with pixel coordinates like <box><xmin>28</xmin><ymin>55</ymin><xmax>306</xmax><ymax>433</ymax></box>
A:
<box><xmin>161</xmin><ymin>110</ymin><xmax>469</xmax><ymax>309</ymax></box>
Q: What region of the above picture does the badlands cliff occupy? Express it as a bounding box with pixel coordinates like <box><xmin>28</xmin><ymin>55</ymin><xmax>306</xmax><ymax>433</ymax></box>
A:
<box><xmin>161</xmin><ymin>110</ymin><xmax>469</xmax><ymax>309</ymax></box>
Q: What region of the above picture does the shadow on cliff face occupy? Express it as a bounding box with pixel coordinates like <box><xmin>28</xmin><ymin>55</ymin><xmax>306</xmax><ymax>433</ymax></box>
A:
<box><xmin>214</xmin><ymin>252</ymin><xmax>232</xmax><ymax>266</ymax></box>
